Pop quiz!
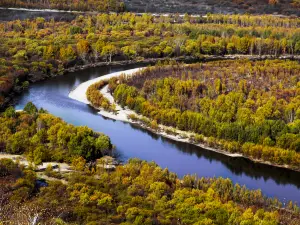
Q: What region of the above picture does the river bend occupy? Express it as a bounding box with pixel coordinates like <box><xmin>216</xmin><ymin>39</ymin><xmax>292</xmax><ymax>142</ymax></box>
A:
<box><xmin>14</xmin><ymin>64</ymin><xmax>300</xmax><ymax>205</ymax></box>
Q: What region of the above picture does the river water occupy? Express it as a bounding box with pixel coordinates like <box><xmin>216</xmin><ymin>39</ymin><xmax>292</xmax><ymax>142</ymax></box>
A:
<box><xmin>13</xmin><ymin>64</ymin><xmax>300</xmax><ymax>205</ymax></box>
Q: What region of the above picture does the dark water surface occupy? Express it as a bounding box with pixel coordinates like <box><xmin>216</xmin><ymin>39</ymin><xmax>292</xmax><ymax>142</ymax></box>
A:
<box><xmin>14</xmin><ymin>64</ymin><xmax>300</xmax><ymax>205</ymax></box>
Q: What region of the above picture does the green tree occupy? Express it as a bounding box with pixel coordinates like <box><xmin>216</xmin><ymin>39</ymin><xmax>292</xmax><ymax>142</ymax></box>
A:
<box><xmin>3</xmin><ymin>106</ymin><xmax>16</xmax><ymax>118</ymax></box>
<box><xmin>24</xmin><ymin>102</ymin><xmax>38</xmax><ymax>114</ymax></box>
<box><xmin>95</xmin><ymin>135</ymin><xmax>112</xmax><ymax>156</ymax></box>
<box><xmin>121</xmin><ymin>46</ymin><xmax>137</xmax><ymax>59</ymax></box>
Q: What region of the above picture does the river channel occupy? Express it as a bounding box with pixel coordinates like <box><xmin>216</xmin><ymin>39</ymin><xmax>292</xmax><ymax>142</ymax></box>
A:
<box><xmin>14</xmin><ymin>64</ymin><xmax>300</xmax><ymax>205</ymax></box>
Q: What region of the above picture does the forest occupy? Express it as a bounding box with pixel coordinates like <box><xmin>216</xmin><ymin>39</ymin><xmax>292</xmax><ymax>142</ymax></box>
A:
<box><xmin>0</xmin><ymin>0</ymin><xmax>125</xmax><ymax>12</ymax></box>
<box><xmin>0</xmin><ymin>13</ymin><xmax>299</xmax><ymax>108</ymax></box>
<box><xmin>0</xmin><ymin>4</ymin><xmax>300</xmax><ymax>224</ymax></box>
<box><xmin>1</xmin><ymin>158</ymin><xmax>300</xmax><ymax>224</ymax></box>
<box><xmin>0</xmin><ymin>102</ymin><xmax>113</xmax><ymax>164</ymax></box>
<box><xmin>104</xmin><ymin>59</ymin><xmax>300</xmax><ymax>170</ymax></box>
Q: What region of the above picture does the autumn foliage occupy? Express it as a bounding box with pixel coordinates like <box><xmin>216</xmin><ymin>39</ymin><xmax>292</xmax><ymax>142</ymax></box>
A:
<box><xmin>0</xmin><ymin>13</ymin><xmax>299</xmax><ymax>108</ymax></box>
<box><xmin>111</xmin><ymin>60</ymin><xmax>300</xmax><ymax>169</ymax></box>
<box><xmin>86</xmin><ymin>80</ymin><xmax>112</xmax><ymax>110</ymax></box>
<box><xmin>1</xmin><ymin>158</ymin><xmax>300</xmax><ymax>224</ymax></box>
<box><xmin>0</xmin><ymin>103</ymin><xmax>113</xmax><ymax>164</ymax></box>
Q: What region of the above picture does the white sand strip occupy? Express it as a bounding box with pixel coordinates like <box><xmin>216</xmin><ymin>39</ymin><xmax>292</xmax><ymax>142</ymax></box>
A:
<box><xmin>68</xmin><ymin>68</ymin><xmax>144</xmax><ymax>104</ymax></box>
<box><xmin>68</xmin><ymin>67</ymin><xmax>298</xmax><ymax>169</ymax></box>
<box><xmin>97</xmin><ymin>84</ymin><xmax>243</xmax><ymax>158</ymax></box>
<box><xmin>68</xmin><ymin>67</ymin><xmax>242</xmax><ymax>157</ymax></box>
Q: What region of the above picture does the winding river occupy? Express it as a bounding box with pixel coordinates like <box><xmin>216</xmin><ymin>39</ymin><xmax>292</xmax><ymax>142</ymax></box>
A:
<box><xmin>14</xmin><ymin>64</ymin><xmax>300</xmax><ymax>205</ymax></box>
<box><xmin>3</xmin><ymin>6</ymin><xmax>299</xmax><ymax>206</ymax></box>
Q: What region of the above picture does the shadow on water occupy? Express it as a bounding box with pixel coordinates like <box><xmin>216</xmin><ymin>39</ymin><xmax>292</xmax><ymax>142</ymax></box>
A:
<box><xmin>128</xmin><ymin>123</ymin><xmax>300</xmax><ymax>188</ymax></box>
<box><xmin>13</xmin><ymin>62</ymin><xmax>300</xmax><ymax>203</ymax></box>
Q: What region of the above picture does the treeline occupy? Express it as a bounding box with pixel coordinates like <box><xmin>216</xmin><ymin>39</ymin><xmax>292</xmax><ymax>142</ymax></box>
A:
<box><xmin>0</xmin><ymin>102</ymin><xmax>112</xmax><ymax>164</ymax></box>
<box><xmin>110</xmin><ymin>60</ymin><xmax>300</xmax><ymax>169</ymax></box>
<box><xmin>179</xmin><ymin>13</ymin><xmax>300</xmax><ymax>28</ymax></box>
<box><xmin>0</xmin><ymin>0</ymin><xmax>125</xmax><ymax>12</ymax></box>
<box><xmin>1</xmin><ymin>158</ymin><xmax>300</xmax><ymax>224</ymax></box>
<box><xmin>0</xmin><ymin>13</ymin><xmax>300</xmax><ymax>108</ymax></box>
<box><xmin>209</xmin><ymin>14</ymin><xmax>299</xmax><ymax>28</ymax></box>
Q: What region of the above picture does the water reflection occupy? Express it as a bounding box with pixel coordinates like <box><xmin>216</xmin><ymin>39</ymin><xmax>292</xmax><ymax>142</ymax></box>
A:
<box><xmin>129</xmin><ymin>123</ymin><xmax>300</xmax><ymax>188</ymax></box>
<box><xmin>14</xmin><ymin>63</ymin><xmax>300</xmax><ymax>204</ymax></box>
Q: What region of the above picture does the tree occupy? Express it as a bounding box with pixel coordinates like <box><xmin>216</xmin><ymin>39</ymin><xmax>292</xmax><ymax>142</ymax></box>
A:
<box><xmin>76</xmin><ymin>40</ymin><xmax>90</xmax><ymax>61</ymax></box>
<box><xmin>101</xmin><ymin>44</ymin><xmax>118</xmax><ymax>62</ymax></box>
<box><xmin>201</xmin><ymin>41</ymin><xmax>213</xmax><ymax>54</ymax></box>
<box><xmin>3</xmin><ymin>106</ymin><xmax>16</xmax><ymax>118</ymax></box>
<box><xmin>121</xmin><ymin>46</ymin><xmax>137</xmax><ymax>59</ymax></box>
<box><xmin>43</xmin><ymin>45</ymin><xmax>54</xmax><ymax>60</ymax></box>
<box><xmin>226</xmin><ymin>43</ymin><xmax>235</xmax><ymax>54</ymax></box>
<box><xmin>71</xmin><ymin>156</ymin><xmax>86</xmax><ymax>171</ymax></box>
<box><xmin>24</xmin><ymin>102</ymin><xmax>37</xmax><ymax>114</ymax></box>
<box><xmin>92</xmin><ymin>39</ymin><xmax>105</xmax><ymax>61</ymax></box>
<box><xmin>6</xmin><ymin>131</ymin><xmax>29</xmax><ymax>154</ymax></box>
<box><xmin>13</xmin><ymin>50</ymin><xmax>27</xmax><ymax>61</ymax></box>
<box><xmin>60</xmin><ymin>45</ymin><xmax>75</xmax><ymax>61</ymax></box>
<box><xmin>33</xmin><ymin>146</ymin><xmax>46</xmax><ymax>165</ymax></box>
<box><xmin>95</xmin><ymin>135</ymin><xmax>112</xmax><ymax>156</ymax></box>
<box><xmin>237</xmin><ymin>37</ymin><xmax>250</xmax><ymax>54</ymax></box>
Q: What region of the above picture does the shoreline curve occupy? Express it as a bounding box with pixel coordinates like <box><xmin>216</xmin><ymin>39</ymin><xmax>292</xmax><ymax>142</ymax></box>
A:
<box><xmin>69</xmin><ymin>68</ymin><xmax>143</xmax><ymax>104</ymax></box>
<box><xmin>68</xmin><ymin>67</ymin><xmax>300</xmax><ymax>173</ymax></box>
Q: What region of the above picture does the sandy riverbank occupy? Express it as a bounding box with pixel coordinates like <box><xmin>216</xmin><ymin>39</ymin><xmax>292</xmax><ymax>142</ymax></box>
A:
<box><xmin>67</xmin><ymin>68</ymin><xmax>248</xmax><ymax>159</ymax></box>
<box><xmin>68</xmin><ymin>67</ymin><xmax>299</xmax><ymax>172</ymax></box>
<box><xmin>69</xmin><ymin>68</ymin><xmax>144</xmax><ymax>104</ymax></box>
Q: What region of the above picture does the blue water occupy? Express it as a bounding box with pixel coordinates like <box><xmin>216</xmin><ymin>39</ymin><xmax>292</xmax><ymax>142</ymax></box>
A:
<box><xmin>15</xmin><ymin>64</ymin><xmax>300</xmax><ymax>205</ymax></box>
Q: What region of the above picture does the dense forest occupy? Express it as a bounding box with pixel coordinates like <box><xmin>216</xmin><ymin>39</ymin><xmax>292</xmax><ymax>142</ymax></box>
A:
<box><xmin>102</xmin><ymin>60</ymin><xmax>300</xmax><ymax>170</ymax></box>
<box><xmin>0</xmin><ymin>13</ymin><xmax>299</xmax><ymax>108</ymax></box>
<box><xmin>1</xmin><ymin>0</ymin><xmax>300</xmax><ymax>223</ymax></box>
<box><xmin>1</xmin><ymin>158</ymin><xmax>300</xmax><ymax>224</ymax></box>
<box><xmin>0</xmin><ymin>0</ymin><xmax>125</xmax><ymax>12</ymax></box>
<box><xmin>0</xmin><ymin>102</ymin><xmax>113</xmax><ymax>164</ymax></box>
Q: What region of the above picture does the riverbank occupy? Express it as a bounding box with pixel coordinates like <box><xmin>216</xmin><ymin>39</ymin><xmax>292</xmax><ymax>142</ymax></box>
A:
<box><xmin>3</xmin><ymin>54</ymin><xmax>298</xmax><ymax>111</ymax></box>
<box><xmin>0</xmin><ymin>153</ymin><xmax>72</xmax><ymax>172</ymax></box>
<box><xmin>69</xmin><ymin>66</ymin><xmax>300</xmax><ymax>173</ymax></box>
<box><xmin>68</xmin><ymin>67</ymin><xmax>245</xmax><ymax>158</ymax></box>
<box><xmin>32</xmin><ymin>54</ymin><xmax>300</xmax><ymax>82</ymax></box>
<box><xmin>69</xmin><ymin>68</ymin><xmax>144</xmax><ymax>104</ymax></box>
<box><xmin>99</xmin><ymin>88</ymin><xmax>298</xmax><ymax>172</ymax></box>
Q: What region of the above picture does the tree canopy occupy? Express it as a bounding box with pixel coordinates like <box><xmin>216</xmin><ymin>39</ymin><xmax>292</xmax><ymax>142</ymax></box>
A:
<box><xmin>108</xmin><ymin>60</ymin><xmax>300</xmax><ymax>170</ymax></box>
<box><xmin>0</xmin><ymin>103</ymin><xmax>113</xmax><ymax>163</ymax></box>
<box><xmin>0</xmin><ymin>13</ymin><xmax>299</xmax><ymax>108</ymax></box>
<box><xmin>1</xmin><ymin>158</ymin><xmax>299</xmax><ymax>224</ymax></box>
